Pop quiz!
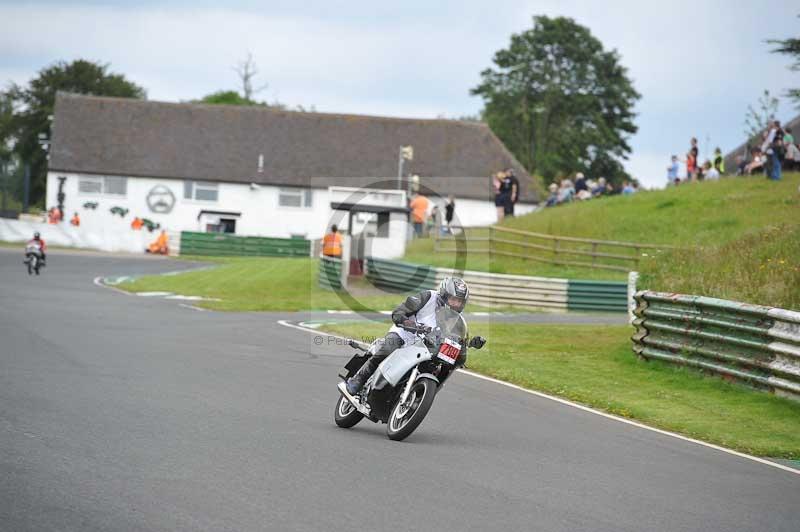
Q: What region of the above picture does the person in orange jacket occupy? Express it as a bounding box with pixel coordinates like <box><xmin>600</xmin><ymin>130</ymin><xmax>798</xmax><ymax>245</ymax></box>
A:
<box><xmin>322</xmin><ymin>225</ymin><xmax>343</xmax><ymax>258</ymax></box>
<box><xmin>146</xmin><ymin>230</ymin><xmax>169</xmax><ymax>255</ymax></box>
<box><xmin>70</xmin><ymin>212</ymin><xmax>80</xmax><ymax>226</ymax></box>
<box><xmin>131</xmin><ymin>217</ymin><xmax>144</xmax><ymax>230</ymax></box>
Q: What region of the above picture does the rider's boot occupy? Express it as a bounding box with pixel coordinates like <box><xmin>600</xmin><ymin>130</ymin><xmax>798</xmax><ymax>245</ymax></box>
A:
<box><xmin>346</xmin><ymin>357</ymin><xmax>379</xmax><ymax>395</ymax></box>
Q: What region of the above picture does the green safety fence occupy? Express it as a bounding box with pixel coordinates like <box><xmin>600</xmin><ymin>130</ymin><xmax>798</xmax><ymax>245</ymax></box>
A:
<box><xmin>318</xmin><ymin>257</ymin><xmax>343</xmax><ymax>291</ymax></box>
<box><xmin>180</xmin><ymin>231</ymin><xmax>310</xmax><ymax>257</ymax></box>
<box><xmin>365</xmin><ymin>257</ymin><xmax>628</xmax><ymax>312</ymax></box>
<box><xmin>567</xmin><ymin>280</ymin><xmax>628</xmax><ymax>312</ymax></box>
<box><xmin>632</xmin><ymin>291</ymin><xmax>800</xmax><ymax>399</ymax></box>
<box><xmin>365</xmin><ymin>257</ymin><xmax>438</xmax><ymax>293</ymax></box>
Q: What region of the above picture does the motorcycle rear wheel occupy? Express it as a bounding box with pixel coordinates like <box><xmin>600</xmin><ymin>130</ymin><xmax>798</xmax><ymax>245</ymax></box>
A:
<box><xmin>386</xmin><ymin>379</ymin><xmax>437</xmax><ymax>441</ymax></box>
<box><xmin>334</xmin><ymin>393</ymin><xmax>364</xmax><ymax>428</ymax></box>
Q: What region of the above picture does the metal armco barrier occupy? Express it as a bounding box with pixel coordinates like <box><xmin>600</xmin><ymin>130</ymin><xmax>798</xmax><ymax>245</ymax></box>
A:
<box><xmin>365</xmin><ymin>257</ymin><xmax>627</xmax><ymax>312</ymax></box>
<box><xmin>318</xmin><ymin>257</ymin><xmax>343</xmax><ymax>290</ymax></box>
<box><xmin>632</xmin><ymin>291</ymin><xmax>800</xmax><ymax>400</ymax></box>
<box><xmin>179</xmin><ymin>232</ymin><xmax>310</xmax><ymax>257</ymax></box>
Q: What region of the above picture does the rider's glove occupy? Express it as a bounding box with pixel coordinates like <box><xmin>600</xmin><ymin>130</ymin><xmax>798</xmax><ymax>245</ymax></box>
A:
<box><xmin>468</xmin><ymin>336</ymin><xmax>486</xmax><ymax>349</ymax></box>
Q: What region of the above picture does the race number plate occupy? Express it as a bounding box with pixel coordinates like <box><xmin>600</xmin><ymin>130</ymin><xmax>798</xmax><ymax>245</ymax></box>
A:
<box><xmin>437</xmin><ymin>338</ymin><xmax>461</xmax><ymax>364</ymax></box>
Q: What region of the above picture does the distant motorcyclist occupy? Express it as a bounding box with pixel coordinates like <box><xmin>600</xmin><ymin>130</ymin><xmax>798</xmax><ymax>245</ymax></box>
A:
<box><xmin>345</xmin><ymin>277</ymin><xmax>485</xmax><ymax>395</ymax></box>
<box><xmin>27</xmin><ymin>232</ymin><xmax>46</xmax><ymax>265</ymax></box>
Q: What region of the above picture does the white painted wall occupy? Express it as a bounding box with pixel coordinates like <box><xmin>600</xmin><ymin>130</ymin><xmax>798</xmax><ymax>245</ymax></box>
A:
<box><xmin>45</xmin><ymin>172</ymin><xmax>533</xmax><ymax>257</ymax></box>
<box><xmin>0</xmin><ymin>217</ymin><xmax>152</xmax><ymax>253</ymax></box>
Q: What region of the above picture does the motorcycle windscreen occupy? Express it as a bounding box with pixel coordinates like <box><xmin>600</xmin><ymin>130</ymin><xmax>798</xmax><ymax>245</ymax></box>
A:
<box><xmin>435</xmin><ymin>306</ymin><xmax>467</xmax><ymax>342</ymax></box>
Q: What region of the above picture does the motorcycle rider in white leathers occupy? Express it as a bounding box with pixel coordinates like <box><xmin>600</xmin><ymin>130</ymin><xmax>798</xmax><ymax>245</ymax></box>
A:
<box><xmin>345</xmin><ymin>277</ymin><xmax>485</xmax><ymax>395</ymax></box>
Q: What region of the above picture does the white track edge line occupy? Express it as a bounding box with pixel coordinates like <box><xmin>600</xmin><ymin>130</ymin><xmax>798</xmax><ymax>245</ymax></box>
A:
<box><xmin>178</xmin><ymin>303</ymin><xmax>206</xmax><ymax>312</ymax></box>
<box><xmin>277</xmin><ymin>319</ymin><xmax>800</xmax><ymax>477</ymax></box>
<box><xmin>93</xmin><ymin>276</ymin><xmax>133</xmax><ymax>296</ymax></box>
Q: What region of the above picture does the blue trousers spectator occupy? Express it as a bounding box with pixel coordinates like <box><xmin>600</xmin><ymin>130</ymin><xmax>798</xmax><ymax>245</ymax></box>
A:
<box><xmin>770</xmin><ymin>152</ymin><xmax>782</xmax><ymax>180</ymax></box>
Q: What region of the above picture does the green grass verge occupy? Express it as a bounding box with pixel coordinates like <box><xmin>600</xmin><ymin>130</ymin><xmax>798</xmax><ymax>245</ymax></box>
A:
<box><xmin>119</xmin><ymin>255</ymin><xmax>530</xmax><ymax>313</ymax></box>
<box><xmin>320</xmin><ymin>320</ymin><xmax>800</xmax><ymax>458</ymax></box>
<box><xmin>120</xmin><ymin>257</ymin><xmax>404</xmax><ymax>311</ymax></box>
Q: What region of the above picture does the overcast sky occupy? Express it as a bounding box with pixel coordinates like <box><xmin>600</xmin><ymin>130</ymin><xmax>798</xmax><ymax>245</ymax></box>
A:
<box><xmin>1</xmin><ymin>0</ymin><xmax>798</xmax><ymax>187</ymax></box>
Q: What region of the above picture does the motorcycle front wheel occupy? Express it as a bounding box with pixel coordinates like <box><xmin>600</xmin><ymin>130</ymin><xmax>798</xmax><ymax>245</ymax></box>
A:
<box><xmin>27</xmin><ymin>258</ymin><xmax>33</xmax><ymax>275</ymax></box>
<box><xmin>334</xmin><ymin>393</ymin><xmax>364</xmax><ymax>428</ymax></box>
<box><xmin>386</xmin><ymin>379</ymin><xmax>437</xmax><ymax>441</ymax></box>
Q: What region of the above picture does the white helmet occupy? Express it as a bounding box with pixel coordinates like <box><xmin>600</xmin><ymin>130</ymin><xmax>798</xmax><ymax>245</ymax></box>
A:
<box><xmin>437</xmin><ymin>277</ymin><xmax>469</xmax><ymax>313</ymax></box>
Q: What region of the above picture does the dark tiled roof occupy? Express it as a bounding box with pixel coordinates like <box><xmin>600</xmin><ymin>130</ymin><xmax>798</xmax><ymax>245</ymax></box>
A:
<box><xmin>50</xmin><ymin>93</ymin><xmax>536</xmax><ymax>203</ymax></box>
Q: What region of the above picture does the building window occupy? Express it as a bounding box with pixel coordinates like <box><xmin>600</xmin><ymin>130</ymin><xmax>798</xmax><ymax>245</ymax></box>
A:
<box><xmin>104</xmin><ymin>176</ymin><xmax>127</xmax><ymax>195</ymax></box>
<box><xmin>279</xmin><ymin>187</ymin><xmax>312</xmax><ymax>208</ymax></box>
<box><xmin>78</xmin><ymin>176</ymin><xmax>127</xmax><ymax>196</ymax></box>
<box><xmin>184</xmin><ymin>181</ymin><xmax>218</xmax><ymax>202</ymax></box>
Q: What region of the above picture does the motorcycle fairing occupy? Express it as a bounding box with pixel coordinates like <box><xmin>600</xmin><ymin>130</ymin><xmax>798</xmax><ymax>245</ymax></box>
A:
<box><xmin>377</xmin><ymin>341</ymin><xmax>432</xmax><ymax>387</ymax></box>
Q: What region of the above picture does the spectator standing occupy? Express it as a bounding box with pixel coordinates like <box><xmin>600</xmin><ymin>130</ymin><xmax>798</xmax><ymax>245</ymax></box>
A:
<box><xmin>504</xmin><ymin>168</ymin><xmax>520</xmax><ymax>217</ymax></box>
<box><xmin>322</xmin><ymin>224</ymin><xmax>343</xmax><ymax>258</ymax></box>
<box><xmin>785</xmin><ymin>140</ymin><xmax>800</xmax><ymax>171</ymax></box>
<box><xmin>409</xmin><ymin>192</ymin><xmax>430</xmax><ymax>237</ymax></box>
<box><xmin>761</xmin><ymin>121</ymin><xmax>783</xmax><ymax>181</ymax></box>
<box><xmin>784</xmin><ymin>127</ymin><xmax>795</xmax><ymax>145</ymax></box>
<box><xmin>687</xmin><ymin>137</ymin><xmax>699</xmax><ymax>181</ymax></box>
<box><xmin>444</xmin><ymin>195</ymin><xmax>455</xmax><ymax>232</ymax></box>
<box><xmin>713</xmin><ymin>147</ymin><xmax>725</xmax><ymax>174</ymax></box>
<box><xmin>492</xmin><ymin>172</ymin><xmax>506</xmax><ymax>221</ymax></box>
<box><xmin>70</xmin><ymin>212</ymin><xmax>80</xmax><ymax>226</ymax></box>
<box><xmin>667</xmin><ymin>155</ymin><xmax>680</xmax><ymax>185</ymax></box>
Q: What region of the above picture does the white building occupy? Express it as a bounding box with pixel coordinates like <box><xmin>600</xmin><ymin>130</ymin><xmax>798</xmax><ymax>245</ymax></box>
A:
<box><xmin>47</xmin><ymin>93</ymin><xmax>537</xmax><ymax>252</ymax></box>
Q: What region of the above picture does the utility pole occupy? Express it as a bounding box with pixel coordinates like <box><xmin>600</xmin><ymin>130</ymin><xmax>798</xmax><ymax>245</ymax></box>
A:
<box><xmin>1</xmin><ymin>161</ymin><xmax>7</xmax><ymax>214</ymax></box>
<box><xmin>397</xmin><ymin>145</ymin><xmax>413</xmax><ymax>191</ymax></box>
<box><xmin>22</xmin><ymin>164</ymin><xmax>30</xmax><ymax>214</ymax></box>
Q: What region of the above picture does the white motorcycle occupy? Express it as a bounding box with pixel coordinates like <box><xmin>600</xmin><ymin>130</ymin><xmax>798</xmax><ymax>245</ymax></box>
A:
<box><xmin>24</xmin><ymin>243</ymin><xmax>44</xmax><ymax>276</ymax></box>
<box><xmin>335</xmin><ymin>306</ymin><xmax>485</xmax><ymax>441</ymax></box>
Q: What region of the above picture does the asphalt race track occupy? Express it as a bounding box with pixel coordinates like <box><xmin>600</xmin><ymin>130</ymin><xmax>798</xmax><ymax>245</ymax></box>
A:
<box><xmin>1</xmin><ymin>248</ymin><xmax>798</xmax><ymax>531</ymax></box>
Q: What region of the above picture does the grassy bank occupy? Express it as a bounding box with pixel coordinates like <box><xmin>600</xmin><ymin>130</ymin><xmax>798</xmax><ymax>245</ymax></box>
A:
<box><xmin>503</xmin><ymin>173</ymin><xmax>800</xmax><ymax>246</ymax></box>
<box><xmin>405</xmin><ymin>173</ymin><xmax>800</xmax><ymax>308</ymax></box>
<box><xmin>120</xmin><ymin>256</ymin><xmax>403</xmax><ymax>311</ymax></box>
<box><xmin>403</xmin><ymin>237</ymin><xmax>628</xmax><ymax>280</ymax></box>
<box><xmin>320</xmin><ymin>320</ymin><xmax>800</xmax><ymax>458</ymax></box>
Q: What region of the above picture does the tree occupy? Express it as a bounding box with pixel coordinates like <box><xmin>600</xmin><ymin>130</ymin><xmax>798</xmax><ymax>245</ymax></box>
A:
<box><xmin>769</xmin><ymin>26</ymin><xmax>800</xmax><ymax>106</ymax></box>
<box><xmin>198</xmin><ymin>90</ymin><xmax>266</xmax><ymax>106</ymax></box>
<box><xmin>234</xmin><ymin>52</ymin><xmax>269</xmax><ymax>102</ymax></box>
<box><xmin>743</xmin><ymin>89</ymin><xmax>779</xmax><ymax>141</ymax></box>
<box><xmin>471</xmin><ymin>16</ymin><xmax>640</xmax><ymax>186</ymax></box>
<box><xmin>6</xmin><ymin>59</ymin><xmax>145</xmax><ymax>206</ymax></box>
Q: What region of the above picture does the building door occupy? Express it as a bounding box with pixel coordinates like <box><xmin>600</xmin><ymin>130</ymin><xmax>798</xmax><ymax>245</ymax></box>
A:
<box><xmin>220</xmin><ymin>218</ymin><xmax>236</xmax><ymax>233</ymax></box>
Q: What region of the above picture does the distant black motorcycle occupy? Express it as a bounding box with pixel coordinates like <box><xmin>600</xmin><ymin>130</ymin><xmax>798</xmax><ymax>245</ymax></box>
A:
<box><xmin>24</xmin><ymin>243</ymin><xmax>44</xmax><ymax>275</ymax></box>
<box><xmin>335</xmin><ymin>306</ymin><xmax>486</xmax><ymax>441</ymax></box>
